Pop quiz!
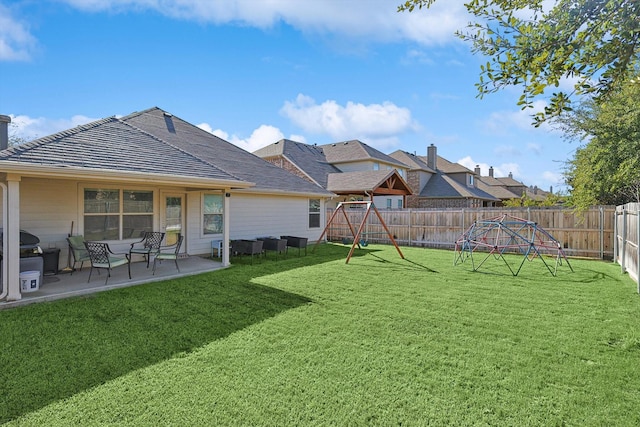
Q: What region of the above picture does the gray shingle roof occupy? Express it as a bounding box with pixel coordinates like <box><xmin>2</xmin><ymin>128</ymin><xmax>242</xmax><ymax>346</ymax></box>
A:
<box><xmin>326</xmin><ymin>170</ymin><xmax>410</xmax><ymax>194</ymax></box>
<box><xmin>254</xmin><ymin>139</ymin><xmax>341</xmax><ymax>188</ymax></box>
<box><xmin>431</xmin><ymin>156</ymin><xmax>472</xmax><ymax>174</ymax></box>
<box><xmin>0</xmin><ymin>116</ymin><xmax>239</xmax><ymax>182</ymax></box>
<box><xmin>420</xmin><ymin>172</ymin><xmax>499</xmax><ymax>201</ymax></box>
<box><xmin>388</xmin><ymin>150</ymin><xmax>435</xmax><ymax>172</ymax></box>
<box><xmin>120</xmin><ymin>108</ymin><xmax>333</xmax><ymax>196</ymax></box>
<box><xmin>320</xmin><ymin>140</ymin><xmax>407</xmax><ymax>167</ymax></box>
<box><xmin>476</xmin><ymin>179</ymin><xmax>520</xmax><ymax>200</ymax></box>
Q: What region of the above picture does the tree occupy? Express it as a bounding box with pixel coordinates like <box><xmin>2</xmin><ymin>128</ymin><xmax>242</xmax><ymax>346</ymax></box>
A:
<box><xmin>398</xmin><ymin>0</ymin><xmax>640</xmax><ymax>125</ymax></box>
<box><xmin>559</xmin><ymin>76</ymin><xmax>640</xmax><ymax>209</ymax></box>
<box><xmin>8</xmin><ymin>122</ymin><xmax>28</xmax><ymax>147</ymax></box>
<box><xmin>503</xmin><ymin>191</ymin><xmax>565</xmax><ymax>207</ymax></box>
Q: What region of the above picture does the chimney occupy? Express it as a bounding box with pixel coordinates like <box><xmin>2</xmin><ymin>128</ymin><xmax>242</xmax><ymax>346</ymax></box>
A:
<box><xmin>508</xmin><ymin>172</ymin><xmax>513</xmax><ymax>179</ymax></box>
<box><xmin>427</xmin><ymin>144</ymin><xmax>437</xmax><ymax>170</ymax></box>
<box><xmin>474</xmin><ymin>165</ymin><xmax>481</xmax><ymax>175</ymax></box>
<box><xmin>550</xmin><ymin>186</ymin><xmax>553</xmax><ymax>194</ymax></box>
<box><xmin>489</xmin><ymin>166</ymin><xmax>494</xmax><ymax>178</ymax></box>
<box><xmin>0</xmin><ymin>115</ymin><xmax>11</xmax><ymax>151</ymax></box>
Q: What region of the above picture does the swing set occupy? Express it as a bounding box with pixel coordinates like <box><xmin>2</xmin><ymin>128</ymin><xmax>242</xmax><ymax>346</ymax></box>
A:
<box><xmin>314</xmin><ymin>201</ymin><xmax>404</xmax><ymax>263</ymax></box>
<box><xmin>454</xmin><ymin>213</ymin><xmax>573</xmax><ymax>276</ymax></box>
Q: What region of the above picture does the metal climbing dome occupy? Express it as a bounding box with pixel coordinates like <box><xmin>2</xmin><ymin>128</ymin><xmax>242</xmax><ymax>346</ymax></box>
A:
<box><xmin>454</xmin><ymin>213</ymin><xmax>573</xmax><ymax>276</ymax></box>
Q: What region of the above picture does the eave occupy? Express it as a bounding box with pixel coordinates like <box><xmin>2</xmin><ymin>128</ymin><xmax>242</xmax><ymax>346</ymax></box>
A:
<box><xmin>0</xmin><ymin>161</ymin><xmax>254</xmax><ymax>189</ymax></box>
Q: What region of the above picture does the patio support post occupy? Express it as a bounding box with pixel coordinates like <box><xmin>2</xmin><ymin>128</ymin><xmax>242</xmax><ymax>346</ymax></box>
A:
<box><xmin>6</xmin><ymin>175</ymin><xmax>21</xmax><ymax>301</ymax></box>
<box><xmin>222</xmin><ymin>191</ymin><xmax>230</xmax><ymax>267</ymax></box>
<box><xmin>0</xmin><ymin>183</ymin><xmax>6</xmax><ymax>301</ymax></box>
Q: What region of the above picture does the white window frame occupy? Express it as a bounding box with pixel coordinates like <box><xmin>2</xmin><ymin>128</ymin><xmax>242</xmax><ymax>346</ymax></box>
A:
<box><xmin>309</xmin><ymin>198</ymin><xmax>321</xmax><ymax>229</ymax></box>
<box><xmin>202</xmin><ymin>192</ymin><xmax>224</xmax><ymax>237</ymax></box>
<box><xmin>81</xmin><ymin>184</ymin><xmax>157</xmax><ymax>241</ymax></box>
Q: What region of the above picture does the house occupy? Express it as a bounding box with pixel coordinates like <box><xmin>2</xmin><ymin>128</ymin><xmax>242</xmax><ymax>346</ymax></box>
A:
<box><xmin>0</xmin><ymin>108</ymin><xmax>334</xmax><ymax>302</ymax></box>
<box><xmin>254</xmin><ymin>139</ymin><xmax>412</xmax><ymax>209</ymax></box>
<box><xmin>473</xmin><ymin>166</ymin><xmax>522</xmax><ymax>206</ymax></box>
<box><xmin>389</xmin><ymin>145</ymin><xmax>499</xmax><ymax>208</ymax></box>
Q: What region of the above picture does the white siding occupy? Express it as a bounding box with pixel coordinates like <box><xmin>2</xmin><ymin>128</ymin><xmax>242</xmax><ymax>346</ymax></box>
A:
<box><xmin>3</xmin><ymin>178</ymin><xmax>328</xmax><ymax>268</ymax></box>
<box><xmin>373</xmin><ymin>195</ymin><xmax>403</xmax><ymax>210</ymax></box>
<box><xmin>334</xmin><ymin>161</ymin><xmax>376</xmax><ymax>172</ymax></box>
<box><xmin>185</xmin><ymin>191</ymin><xmax>223</xmax><ymax>256</ymax></box>
<box><xmin>229</xmin><ymin>193</ymin><xmax>325</xmax><ymax>242</ymax></box>
<box><xmin>20</xmin><ymin>177</ymin><xmax>78</xmax><ymax>247</ymax></box>
<box><xmin>337</xmin><ymin>161</ymin><xmax>407</xmax><ymax>176</ymax></box>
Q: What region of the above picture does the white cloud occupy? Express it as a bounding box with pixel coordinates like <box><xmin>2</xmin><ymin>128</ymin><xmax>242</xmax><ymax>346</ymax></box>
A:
<box><xmin>527</xmin><ymin>143</ymin><xmax>542</xmax><ymax>155</ymax></box>
<box><xmin>0</xmin><ymin>4</ymin><xmax>37</xmax><ymax>61</ymax></box>
<box><xmin>542</xmin><ymin>171</ymin><xmax>564</xmax><ymax>187</ymax></box>
<box><xmin>280</xmin><ymin>94</ymin><xmax>418</xmax><ymax>150</ymax></box>
<box><xmin>480</xmin><ymin>100</ymin><xmax>559</xmax><ymax>136</ymax></box>
<box><xmin>458</xmin><ymin>156</ymin><xmax>520</xmax><ymax>179</ymax></box>
<box><xmin>494</xmin><ymin>145</ymin><xmax>521</xmax><ymax>158</ymax></box>
<box><xmin>205</xmin><ymin>124</ymin><xmax>285</xmax><ymax>153</ymax></box>
<box><xmin>60</xmin><ymin>0</ymin><xmax>468</xmax><ymax>45</ymax></box>
<box><xmin>9</xmin><ymin>114</ymin><xmax>97</xmax><ymax>141</ymax></box>
<box><xmin>196</xmin><ymin>122</ymin><xmax>214</xmax><ymax>134</ymax></box>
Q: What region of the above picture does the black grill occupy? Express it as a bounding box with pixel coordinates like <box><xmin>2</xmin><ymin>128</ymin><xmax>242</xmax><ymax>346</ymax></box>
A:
<box><xmin>0</xmin><ymin>229</ymin><xmax>42</xmax><ymax>258</ymax></box>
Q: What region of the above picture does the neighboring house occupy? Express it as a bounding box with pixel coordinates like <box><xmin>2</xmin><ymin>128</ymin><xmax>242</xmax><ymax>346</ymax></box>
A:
<box><xmin>389</xmin><ymin>145</ymin><xmax>499</xmax><ymax>208</ymax></box>
<box><xmin>474</xmin><ymin>166</ymin><xmax>557</xmax><ymax>206</ymax></box>
<box><xmin>0</xmin><ymin>108</ymin><xmax>334</xmax><ymax>301</ymax></box>
<box><xmin>473</xmin><ymin>166</ymin><xmax>522</xmax><ymax>207</ymax></box>
<box><xmin>526</xmin><ymin>185</ymin><xmax>553</xmax><ymax>202</ymax></box>
<box><xmin>254</xmin><ymin>139</ymin><xmax>412</xmax><ymax>209</ymax></box>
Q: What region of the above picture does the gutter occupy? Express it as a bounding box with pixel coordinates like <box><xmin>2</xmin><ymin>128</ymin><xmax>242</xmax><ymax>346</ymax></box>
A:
<box><xmin>0</xmin><ymin>161</ymin><xmax>254</xmax><ymax>189</ymax></box>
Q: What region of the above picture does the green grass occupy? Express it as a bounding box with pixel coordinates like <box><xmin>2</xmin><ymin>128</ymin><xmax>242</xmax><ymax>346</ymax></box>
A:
<box><xmin>2</xmin><ymin>243</ymin><xmax>639</xmax><ymax>426</ymax></box>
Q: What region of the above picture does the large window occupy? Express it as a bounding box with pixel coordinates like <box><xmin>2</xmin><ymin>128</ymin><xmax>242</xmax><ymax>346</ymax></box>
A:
<box><xmin>309</xmin><ymin>199</ymin><xmax>321</xmax><ymax>228</ymax></box>
<box><xmin>84</xmin><ymin>188</ymin><xmax>153</xmax><ymax>240</ymax></box>
<box><xmin>203</xmin><ymin>194</ymin><xmax>223</xmax><ymax>235</ymax></box>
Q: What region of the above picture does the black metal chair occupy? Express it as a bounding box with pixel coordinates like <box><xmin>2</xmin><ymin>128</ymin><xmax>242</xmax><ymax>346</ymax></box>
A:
<box><xmin>84</xmin><ymin>241</ymin><xmax>131</xmax><ymax>284</ymax></box>
<box><xmin>153</xmin><ymin>235</ymin><xmax>184</xmax><ymax>274</ymax></box>
<box><xmin>129</xmin><ymin>231</ymin><xmax>165</xmax><ymax>268</ymax></box>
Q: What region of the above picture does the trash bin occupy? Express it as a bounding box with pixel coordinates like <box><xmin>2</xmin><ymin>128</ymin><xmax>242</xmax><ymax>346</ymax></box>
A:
<box><xmin>42</xmin><ymin>248</ymin><xmax>60</xmax><ymax>275</ymax></box>
<box><xmin>20</xmin><ymin>270</ymin><xmax>40</xmax><ymax>292</ymax></box>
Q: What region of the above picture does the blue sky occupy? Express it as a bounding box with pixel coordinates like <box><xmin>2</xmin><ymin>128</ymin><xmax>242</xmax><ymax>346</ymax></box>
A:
<box><xmin>1</xmin><ymin>0</ymin><xmax>573</xmax><ymax>192</ymax></box>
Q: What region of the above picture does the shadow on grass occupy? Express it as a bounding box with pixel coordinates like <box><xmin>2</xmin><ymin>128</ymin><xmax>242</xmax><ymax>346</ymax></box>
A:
<box><xmin>364</xmin><ymin>252</ymin><xmax>439</xmax><ymax>273</ymax></box>
<box><xmin>0</xmin><ymin>244</ymin><xmax>352</xmax><ymax>423</ymax></box>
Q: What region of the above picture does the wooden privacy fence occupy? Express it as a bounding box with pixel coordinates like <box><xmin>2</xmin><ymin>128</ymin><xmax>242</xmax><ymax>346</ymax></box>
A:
<box><xmin>325</xmin><ymin>206</ymin><xmax>615</xmax><ymax>260</ymax></box>
<box><xmin>615</xmin><ymin>203</ymin><xmax>640</xmax><ymax>292</ymax></box>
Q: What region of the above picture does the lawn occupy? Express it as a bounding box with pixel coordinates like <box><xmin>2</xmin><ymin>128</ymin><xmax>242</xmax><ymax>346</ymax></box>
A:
<box><xmin>1</xmin><ymin>243</ymin><xmax>639</xmax><ymax>426</ymax></box>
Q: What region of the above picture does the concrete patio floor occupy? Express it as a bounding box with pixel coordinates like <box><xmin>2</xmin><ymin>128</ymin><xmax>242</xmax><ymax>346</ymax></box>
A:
<box><xmin>1</xmin><ymin>255</ymin><xmax>225</xmax><ymax>309</ymax></box>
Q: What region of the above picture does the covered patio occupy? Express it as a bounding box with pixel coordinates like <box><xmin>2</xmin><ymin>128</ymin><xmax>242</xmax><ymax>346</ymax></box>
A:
<box><xmin>0</xmin><ymin>256</ymin><xmax>225</xmax><ymax>310</ymax></box>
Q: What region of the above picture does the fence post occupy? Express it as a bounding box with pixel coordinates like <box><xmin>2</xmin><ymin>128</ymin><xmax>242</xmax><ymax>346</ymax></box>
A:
<box><xmin>408</xmin><ymin>209</ymin><xmax>412</xmax><ymax>246</ymax></box>
<box><xmin>614</xmin><ymin>207</ymin><xmax>619</xmax><ymax>262</ymax></box>
<box><xmin>599</xmin><ymin>206</ymin><xmax>604</xmax><ymax>260</ymax></box>
<box><xmin>621</xmin><ymin>205</ymin><xmax>627</xmax><ymax>274</ymax></box>
<box><xmin>636</xmin><ymin>205</ymin><xmax>640</xmax><ymax>293</ymax></box>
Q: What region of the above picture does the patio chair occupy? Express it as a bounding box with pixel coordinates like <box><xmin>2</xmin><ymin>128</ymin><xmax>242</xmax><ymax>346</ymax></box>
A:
<box><xmin>66</xmin><ymin>235</ymin><xmax>91</xmax><ymax>274</ymax></box>
<box><xmin>152</xmin><ymin>234</ymin><xmax>184</xmax><ymax>275</ymax></box>
<box><xmin>129</xmin><ymin>231</ymin><xmax>165</xmax><ymax>268</ymax></box>
<box><xmin>84</xmin><ymin>241</ymin><xmax>131</xmax><ymax>285</ymax></box>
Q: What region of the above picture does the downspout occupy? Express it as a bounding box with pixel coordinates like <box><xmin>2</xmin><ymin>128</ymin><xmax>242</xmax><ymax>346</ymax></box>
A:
<box><xmin>0</xmin><ymin>182</ymin><xmax>7</xmax><ymax>300</ymax></box>
<box><xmin>222</xmin><ymin>191</ymin><xmax>231</xmax><ymax>267</ymax></box>
<box><xmin>0</xmin><ymin>112</ymin><xmax>9</xmax><ymax>299</ymax></box>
